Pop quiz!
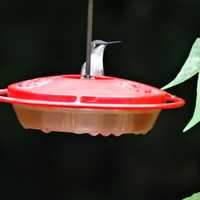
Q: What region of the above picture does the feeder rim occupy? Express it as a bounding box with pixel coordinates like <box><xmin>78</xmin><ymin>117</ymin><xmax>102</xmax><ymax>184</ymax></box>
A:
<box><xmin>0</xmin><ymin>89</ymin><xmax>185</xmax><ymax>110</ymax></box>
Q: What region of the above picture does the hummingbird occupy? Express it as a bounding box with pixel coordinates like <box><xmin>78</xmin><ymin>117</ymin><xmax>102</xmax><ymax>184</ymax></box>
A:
<box><xmin>81</xmin><ymin>40</ymin><xmax>122</xmax><ymax>76</ymax></box>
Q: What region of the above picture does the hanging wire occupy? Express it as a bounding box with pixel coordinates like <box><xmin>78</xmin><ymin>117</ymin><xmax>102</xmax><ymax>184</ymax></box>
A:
<box><xmin>85</xmin><ymin>0</ymin><xmax>94</xmax><ymax>79</ymax></box>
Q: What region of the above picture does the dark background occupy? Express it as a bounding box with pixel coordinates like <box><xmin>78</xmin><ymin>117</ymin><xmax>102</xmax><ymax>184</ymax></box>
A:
<box><xmin>0</xmin><ymin>0</ymin><xmax>199</xmax><ymax>199</ymax></box>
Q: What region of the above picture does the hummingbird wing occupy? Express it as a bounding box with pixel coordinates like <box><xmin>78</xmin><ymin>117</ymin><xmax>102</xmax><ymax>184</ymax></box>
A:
<box><xmin>81</xmin><ymin>62</ymin><xmax>86</xmax><ymax>76</ymax></box>
<box><xmin>162</xmin><ymin>38</ymin><xmax>200</xmax><ymax>90</ymax></box>
<box><xmin>183</xmin><ymin>73</ymin><xmax>200</xmax><ymax>132</ymax></box>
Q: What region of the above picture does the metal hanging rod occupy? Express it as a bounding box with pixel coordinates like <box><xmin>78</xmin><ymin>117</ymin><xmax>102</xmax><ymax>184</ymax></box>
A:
<box><xmin>85</xmin><ymin>0</ymin><xmax>94</xmax><ymax>79</ymax></box>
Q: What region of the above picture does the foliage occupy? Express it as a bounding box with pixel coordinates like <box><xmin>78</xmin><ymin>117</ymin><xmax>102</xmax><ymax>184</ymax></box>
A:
<box><xmin>182</xmin><ymin>192</ymin><xmax>200</xmax><ymax>200</ymax></box>
<box><xmin>162</xmin><ymin>38</ymin><xmax>200</xmax><ymax>132</ymax></box>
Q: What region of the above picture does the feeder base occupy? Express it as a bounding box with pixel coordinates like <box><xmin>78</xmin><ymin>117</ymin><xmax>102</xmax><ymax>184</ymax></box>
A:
<box><xmin>12</xmin><ymin>105</ymin><xmax>161</xmax><ymax>136</ymax></box>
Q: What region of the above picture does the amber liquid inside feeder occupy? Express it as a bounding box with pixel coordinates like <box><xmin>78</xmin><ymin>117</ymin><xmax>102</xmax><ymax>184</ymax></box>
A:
<box><xmin>13</xmin><ymin>104</ymin><xmax>161</xmax><ymax>136</ymax></box>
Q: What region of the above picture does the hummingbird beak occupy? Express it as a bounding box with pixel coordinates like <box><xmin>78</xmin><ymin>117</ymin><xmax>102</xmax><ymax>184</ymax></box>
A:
<box><xmin>106</xmin><ymin>41</ymin><xmax>123</xmax><ymax>45</ymax></box>
<box><xmin>97</xmin><ymin>41</ymin><xmax>123</xmax><ymax>46</ymax></box>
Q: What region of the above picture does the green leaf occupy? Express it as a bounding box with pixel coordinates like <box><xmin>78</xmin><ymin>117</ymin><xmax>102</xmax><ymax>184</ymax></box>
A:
<box><xmin>182</xmin><ymin>192</ymin><xmax>200</xmax><ymax>200</ymax></box>
<box><xmin>183</xmin><ymin>73</ymin><xmax>200</xmax><ymax>132</ymax></box>
<box><xmin>162</xmin><ymin>38</ymin><xmax>200</xmax><ymax>90</ymax></box>
<box><xmin>162</xmin><ymin>38</ymin><xmax>200</xmax><ymax>132</ymax></box>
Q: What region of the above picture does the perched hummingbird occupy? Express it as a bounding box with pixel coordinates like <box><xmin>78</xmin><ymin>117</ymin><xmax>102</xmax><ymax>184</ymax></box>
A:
<box><xmin>81</xmin><ymin>40</ymin><xmax>122</xmax><ymax>76</ymax></box>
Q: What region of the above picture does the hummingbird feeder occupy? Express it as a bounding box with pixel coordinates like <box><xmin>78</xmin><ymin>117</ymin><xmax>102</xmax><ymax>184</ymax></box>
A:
<box><xmin>0</xmin><ymin>0</ymin><xmax>185</xmax><ymax>136</ymax></box>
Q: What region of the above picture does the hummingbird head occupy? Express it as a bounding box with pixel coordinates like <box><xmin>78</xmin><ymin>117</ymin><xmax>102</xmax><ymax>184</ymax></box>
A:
<box><xmin>91</xmin><ymin>40</ymin><xmax>123</xmax><ymax>56</ymax></box>
<box><xmin>91</xmin><ymin>40</ymin><xmax>122</xmax><ymax>49</ymax></box>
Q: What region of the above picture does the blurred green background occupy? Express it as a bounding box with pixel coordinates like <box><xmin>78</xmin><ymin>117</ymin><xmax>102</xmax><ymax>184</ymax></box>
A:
<box><xmin>0</xmin><ymin>0</ymin><xmax>200</xmax><ymax>199</ymax></box>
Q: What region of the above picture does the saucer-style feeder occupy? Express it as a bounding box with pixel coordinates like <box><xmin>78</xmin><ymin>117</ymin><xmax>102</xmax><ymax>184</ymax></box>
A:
<box><xmin>0</xmin><ymin>0</ymin><xmax>185</xmax><ymax>136</ymax></box>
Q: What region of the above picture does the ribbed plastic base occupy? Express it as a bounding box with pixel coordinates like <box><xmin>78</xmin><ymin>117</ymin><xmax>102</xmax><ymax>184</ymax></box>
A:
<box><xmin>13</xmin><ymin>105</ymin><xmax>161</xmax><ymax>136</ymax></box>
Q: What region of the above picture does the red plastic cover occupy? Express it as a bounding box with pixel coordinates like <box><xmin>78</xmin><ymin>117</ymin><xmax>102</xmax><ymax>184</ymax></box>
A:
<box><xmin>0</xmin><ymin>75</ymin><xmax>185</xmax><ymax>110</ymax></box>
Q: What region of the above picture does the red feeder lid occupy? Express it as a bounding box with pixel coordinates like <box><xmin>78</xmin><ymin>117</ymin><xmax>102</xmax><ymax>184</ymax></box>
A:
<box><xmin>0</xmin><ymin>75</ymin><xmax>185</xmax><ymax>110</ymax></box>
